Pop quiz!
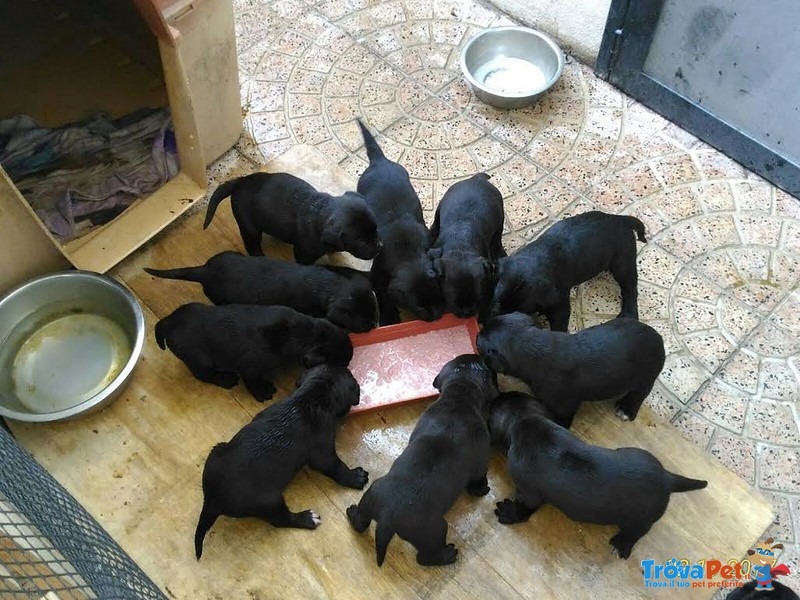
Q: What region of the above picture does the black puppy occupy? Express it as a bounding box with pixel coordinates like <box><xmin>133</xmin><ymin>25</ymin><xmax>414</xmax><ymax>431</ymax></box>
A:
<box><xmin>356</xmin><ymin>119</ymin><xmax>444</xmax><ymax>324</ymax></box>
<box><xmin>154</xmin><ymin>303</ymin><xmax>353</xmax><ymax>401</ymax></box>
<box><xmin>492</xmin><ymin>210</ymin><xmax>647</xmax><ymax>331</ymax></box>
<box><xmin>144</xmin><ymin>251</ymin><xmax>378</xmax><ymax>332</ymax></box>
<box><xmin>489</xmin><ymin>391</ymin><xmax>707</xmax><ymax>559</ymax></box>
<box><xmin>428</xmin><ymin>173</ymin><xmax>506</xmax><ymax>320</ymax></box>
<box><xmin>346</xmin><ymin>354</ymin><xmax>499</xmax><ymax>566</ymax></box>
<box><xmin>203</xmin><ymin>172</ymin><xmax>381</xmax><ymax>264</ymax></box>
<box><xmin>726</xmin><ymin>582</ymin><xmax>799</xmax><ymax>600</ymax></box>
<box><xmin>194</xmin><ymin>365</ymin><xmax>368</xmax><ymax>559</ymax></box>
<box><xmin>478</xmin><ymin>312</ymin><xmax>665</xmax><ymax>427</ymax></box>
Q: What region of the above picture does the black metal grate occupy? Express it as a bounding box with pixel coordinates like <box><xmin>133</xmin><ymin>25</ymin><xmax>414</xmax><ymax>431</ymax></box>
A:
<box><xmin>0</xmin><ymin>426</ymin><xmax>166</xmax><ymax>599</ymax></box>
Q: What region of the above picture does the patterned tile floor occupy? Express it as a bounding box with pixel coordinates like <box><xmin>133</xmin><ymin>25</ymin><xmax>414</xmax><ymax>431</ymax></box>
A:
<box><xmin>209</xmin><ymin>0</ymin><xmax>800</xmax><ymax>589</ymax></box>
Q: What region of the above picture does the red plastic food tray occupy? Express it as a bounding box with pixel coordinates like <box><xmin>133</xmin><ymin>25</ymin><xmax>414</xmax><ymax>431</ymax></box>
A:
<box><xmin>347</xmin><ymin>314</ymin><xmax>480</xmax><ymax>414</ymax></box>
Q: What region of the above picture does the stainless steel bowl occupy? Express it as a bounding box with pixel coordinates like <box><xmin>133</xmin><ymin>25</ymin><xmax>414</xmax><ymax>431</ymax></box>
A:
<box><xmin>0</xmin><ymin>271</ymin><xmax>144</xmax><ymax>422</ymax></box>
<box><xmin>460</xmin><ymin>26</ymin><xmax>565</xmax><ymax>109</ymax></box>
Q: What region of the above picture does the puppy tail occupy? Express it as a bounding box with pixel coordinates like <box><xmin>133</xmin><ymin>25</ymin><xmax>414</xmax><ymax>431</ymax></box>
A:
<box><xmin>203</xmin><ymin>177</ymin><xmax>244</xmax><ymax>229</ymax></box>
<box><xmin>621</xmin><ymin>215</ymin><xmax>648</xmax><ymax>243</ymax></box>
<box><xmin>668</xmin><ymin>473</ymin><xmax>708</xmax><ymax>493</ymax></box>
<box><xmin>356</xmin><ymin>118</ymin><xmax>385</xmax><ymax>163</ymax></box>
<box><xmin>374</xmin><ymin>520</ymin><xmax>394</xmax><ymax>567</ymax></box>
<box><xmin>194</xmin><ymin>501</ymin><xmax>220</xmax><ymax>560</ymax></box>
<box><xmin>154</xmin><ymin>317</ymin><xmax>168</xmax><ymax>350</ymax></box>
<box><xmin>144</xmin><ymin>266</ymin><xmax>205</xmax><ymax>283</ymax></box>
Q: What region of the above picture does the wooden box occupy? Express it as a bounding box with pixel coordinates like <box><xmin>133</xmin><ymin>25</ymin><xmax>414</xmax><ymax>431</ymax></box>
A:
<box><xmin>0</xmin><ymin>0</ymin><xmax>242</xmax><ymax>295</ymax></box>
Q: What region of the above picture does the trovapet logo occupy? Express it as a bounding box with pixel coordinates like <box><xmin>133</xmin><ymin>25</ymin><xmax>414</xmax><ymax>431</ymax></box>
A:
<box><xmin>641</xmin><ymin>538</ymin><xmax>792</xmax><ymax>591</ymax></box>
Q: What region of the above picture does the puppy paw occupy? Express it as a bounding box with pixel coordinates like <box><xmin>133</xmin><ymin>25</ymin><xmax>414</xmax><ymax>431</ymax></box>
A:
<box><xmin>296</xmin><ymin>510</ymin><xmax>321</xmax><ymax>529</ymax></box>
<box><xmin>466</xmin><ymin>479</ymin><xmax>490</xmax><ymax>497</ymax></box>
<box><xmin>346</xmin><ymin>504</ymin><xmax>370</xmax><ymax>532</ymax></box>
<box><xmin>609</xmin><ymin>535</ymin><xmax>632</xmax><ymax>559</ymax></box>
<box><xmin>346</xmin><ymin>467</ymin><xmax>369</xmax><ymax>490</ymax></box>
<box><xmin>495</xmin><ymin>499</ymin><xmax>522</xmax><ymax>525</ymax></box>
<box><xmin>443</xmin><ymin>544</ymin><xmax>458</xmax><ymax>564</ymax></box>
<box><xmin>615</xmin><ymin>407</ymin><xmax>631</xmax><ymax>422</ymax></box>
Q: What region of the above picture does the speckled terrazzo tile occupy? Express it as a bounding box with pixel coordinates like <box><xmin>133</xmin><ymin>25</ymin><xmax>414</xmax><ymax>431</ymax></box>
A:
<box><xmin>651</xmin><ymin>186</ymin><xmax>705</xmax><ymax>224</ymax></box>
<box><xmin>587</xmin><ymin>176</ymin><xmax>630</xmax><ymax>214</ymax></box>
<box><xmin>615</xmin><ymin>162</ymin><xmax>662</xmax><ymax>200</ymax></box>
<box><xmin>626</xmin><ymin>203</ymin><xmax>671</xmax><ymax>238</ymax></box>
<box><xmin>256</xmin><ymin>138</ymin><xmax>294</xmax><ymax>163</ymax></box>
<box><xmin>673</xmin><ymin>410</ymin><xmax>716</xmax><ymax>448</ymax></box>
<box><xmin>716</xmin><ymin>295</ymin><xmax>762</xmax><ymax>343</ymax></box>
<box><xmin>694</xmin><ymin>181</ymin><xmax>736</xmax><ymax>212</ymax></box>
<box><xmin>650</xmin><ymin>153</ymin><xmax>702</xmax><ymax>187</ymax></box>
<box><xmin>691</xmin><ymin>379</ymin><xmax>749</xmax><ymax>433</ymax></box>
<box><xmin>759</xmin><ymin>359</ymin><xmax>800</xmax><ymax>402</ymax></box>
<box><xmin>672</xmin><ymin>297</ymin><xmax>716</xmax><ymax>334</ymax></box>
<box><xmin>659</xmin><ymin>353</ymin><xmax>710</xmax><ymax>404</ymax></box>
<box><xmin>709</xmin><ymin>429</ymin><xmax>756</xmax><ymax>485</ymax></box>
<box><xmin>766</xmin><ymin>491</ymin><xmax>796</xmax><ymax>543</ymax></box>
<box><xmin>772</xmin><ymin>291</ymin><xmax>800</xmax><ymax>334</ymax></box>
<box><xmin>759</xmin><ymin>446</ymin><xmax>800</xmax><ymax>493</ymax></box>
<box><xmin>735</xmin><ymin>213</ymin><xmax>783</xmax><ymax>248</ymax></box>
<box><xmin>747</xmin><ymin>398</ymin><xmax>800</xmax><ymax>445</ymax></box>
<box><xmin>728</xmin><ymin>246</ymin><xmax>772</xmax><ymax>282</ymax></box>
<box><xmin>747</xmin><ymin>322</ymin><xmax>800</xmax><ymax>359</ymax></box>
<box><xmin>248</xmin><ymin>111</ymin><xmax>291</xmax><ymax>143</ymax></box>
<box><xmin>732</xmin><ymin>181</ymin><xmax>774</xmax><ymax>212</ymax></box>
<box><xmin>636</xmin><ymin>244</ymin><xmax>684</xmax><ymax>287</ymax></box>
<box><xmin>692</xmin><ymin>214</ymin><xmax>741</xmax><ymax>249</ymax></box>
<box><xmin>716</xmin><ymin>349</ymin><xmax>761</xmax><ymax>394</ymax></box>
<box><xmin>529</xmin><ymin>177</ymin><xmax>581</xmax><ymax>216</ymax></box>
<box><xmin>637</xmin><ymin>282</ymin><xmax>670</xmax><ymax>320</ymax></box>
<box><xmin>645</xmin><ymin>381</ymin><xmax>682</xmax><ymax>420</ymax></box>
<box><xmin>656</xmin><ymin>221</ymin><xmax>710</xmax><ymax>262</ymax></box>
<box><xmin>694</xmin><ymin>148</ymin><xmax>747</xmax><ymax>179</ymax></box>
<box><xmin>501</xmin><ymin>233</ymin><xmax>527</xmax><ymax>255</ymax></box>
<box><xmin>775</xmin><ymin>189</ymin><xmax>800</xmax><ymax>219</ymax></box>
<box><xmin>578</xmin><ymin>273</ymin><xmax>622</xmax><ymax>317</ymax></box>
<box><xmin>504</xmin><ymin>192</ymin><xmax>550</xmax><ymax>231</ymax></box>
<box><xmin>681</xmin><ymin>330</ymin><xmax>738</xmax><ymax>372</ymax></box>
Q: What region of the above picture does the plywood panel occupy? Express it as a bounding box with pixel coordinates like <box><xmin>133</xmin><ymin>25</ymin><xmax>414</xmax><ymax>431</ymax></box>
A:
<box><xmin>8</xmin><ymin>146</ymin><xmax>773</xmax><ymax>599</ymax></box>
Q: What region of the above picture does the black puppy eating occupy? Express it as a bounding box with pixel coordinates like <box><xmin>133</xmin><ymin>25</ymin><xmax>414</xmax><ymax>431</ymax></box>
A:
<box><xmin>346</xmin><ymin>354</ymin><xmax>499</xmax><ymax>566</ymax></box>
<box><xmin>154</xmin><ymin>303</ymin><xmax>353</xmax><ymax>401</ymax></box>
<box><xmin>355</xmin><ymin>119</ymin><xmax>444</xmax><ymax>324</ymax></box>
<box><xmin>144</xmin><ymin>251</ymin><xmax>379</xmax><ymax>332</ymax></box>
<box><xmin>492</xmin><ymin>210</ymin><xmax>647</xmax><ymax>331</ymax></box>
<box><xmin>428</xmin><ymin>173</ymin><xmax>505</xmax><ymax>320</ymax></box>
<box><xmin>203</xmin><ymin>172</ymin><xmax>381</xmax><ymax>264</ymax></box>
<box><xmin>194</xmin><ymin>365</ymin><xmax>368</xmax><ymax>559</ymax></box>
<box><xmin>478</xmin><ymin>312</ymin><xmax>665</xmax><ymax>427</ymax></box>
<box><xmin>489</xmin><ymin>391</ymin><xmax>707</xmax><ymax>559</ymax></box>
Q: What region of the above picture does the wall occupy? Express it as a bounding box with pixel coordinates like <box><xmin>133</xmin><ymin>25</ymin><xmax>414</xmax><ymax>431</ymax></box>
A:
<box><xmin>487</xmin><ymin>0</ymin><xmax>612</xmax><ymax>64</ymax></box>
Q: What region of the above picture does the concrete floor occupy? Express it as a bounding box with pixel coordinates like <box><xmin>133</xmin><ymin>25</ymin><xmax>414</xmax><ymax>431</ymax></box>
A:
<box><xmin>205</xmin><ymin>0</ymin><xmax>800</xmax><ymax>592</ymax></box>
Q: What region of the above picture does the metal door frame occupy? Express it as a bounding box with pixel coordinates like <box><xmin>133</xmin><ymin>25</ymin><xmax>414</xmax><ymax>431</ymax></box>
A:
<box><xmin>595</xmin><ymin>0</ymin><xmax>799</xmax><ymax>198</ymax></box>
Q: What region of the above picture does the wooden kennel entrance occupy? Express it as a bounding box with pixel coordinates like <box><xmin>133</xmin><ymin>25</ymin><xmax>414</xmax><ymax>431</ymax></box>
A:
<box><xmin>0</xmin><ymin>0</ymin><xmax>242</xmax><ymax>294</ymax></box>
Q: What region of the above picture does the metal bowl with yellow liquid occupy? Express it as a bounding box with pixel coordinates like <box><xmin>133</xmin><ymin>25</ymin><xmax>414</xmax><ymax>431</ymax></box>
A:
<box><xmin>0</xmin><ymin>271</ymin><xmax>144</xmax><ymax>422</ymax></box>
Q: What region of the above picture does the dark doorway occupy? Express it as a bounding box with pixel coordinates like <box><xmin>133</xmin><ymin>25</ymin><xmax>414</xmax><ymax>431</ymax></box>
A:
<box><xmin>596</xmin><ymin>0</ymin><xmax>799</xmax><ymax>198</ymax></box>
